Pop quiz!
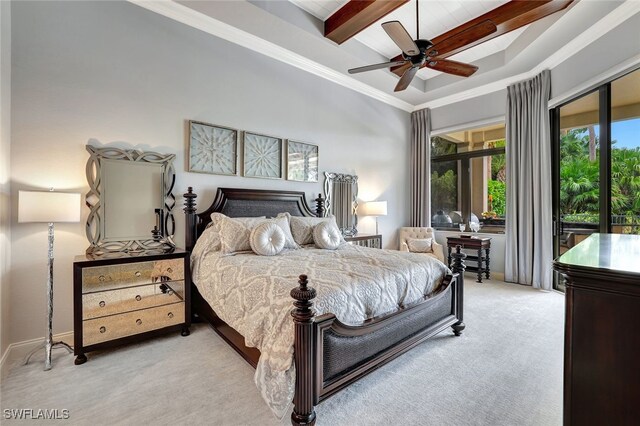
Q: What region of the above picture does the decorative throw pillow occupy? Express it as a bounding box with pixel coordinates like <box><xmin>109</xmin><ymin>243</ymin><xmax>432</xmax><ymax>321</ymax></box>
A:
<box><xmin>206</xmin><ymin>214</ymin><xmax>266</xmax><ymax>251</ymax></box>
<box><xmin>284</xmin><ymin>214</ymin><xmax>344</xmax><ymax>246</ymax></box>
<box><xmin>313</xmin><ymin>221</ymin><xmax>342</xmax><ymax>250</ymax></box>
<box><xmin>270</xmin><ymin>214</ymin><xmax>299</xmax><ymax>250</ymax></box>
<box><xmin>406</xmin><ymin>237</ymin><xmax>433</xmax><ymax>253</ymax></box>
<box><xmin>217</xmin><ymin>215</ymin><xmax>268</xmax><ymax>254</ymax></box>
<box><xmin>250</xmin><ymin>222</ymin><xmax>285</xmax><ymax>256</ymax></box>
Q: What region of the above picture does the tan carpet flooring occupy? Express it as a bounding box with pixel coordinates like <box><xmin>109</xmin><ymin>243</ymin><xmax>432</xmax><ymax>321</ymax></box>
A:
<box><xmin>1</xmin><ymin>276</ymin><xmax>565</xmax><ymax>425</ymax></box>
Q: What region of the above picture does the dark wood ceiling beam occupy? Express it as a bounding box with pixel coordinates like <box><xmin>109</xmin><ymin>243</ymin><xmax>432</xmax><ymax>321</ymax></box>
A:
<box><xmin>325</xmin><ymin>0</ymin><xmax>409</xmax><ymax>45</ymax></box>
<box><xmin>390</xmin><ymin>0</ymin><xmax>574</xmax><ymax>76</ymax></box>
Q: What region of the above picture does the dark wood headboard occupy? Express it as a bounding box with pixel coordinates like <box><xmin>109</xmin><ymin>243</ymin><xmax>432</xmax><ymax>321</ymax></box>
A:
<box><xmin>183</xmin><ymin>187</ymin><xmax>324</xmax><ymax>252</ymax></box>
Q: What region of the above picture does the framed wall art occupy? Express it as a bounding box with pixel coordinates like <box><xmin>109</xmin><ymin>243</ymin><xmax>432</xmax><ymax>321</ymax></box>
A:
<box><xmin>287</xmin><ymin>140</ymin><xmax>318</xmax><ymax>182</ymax></box>
<box><xmin>188</xmin><ymin>120</ymin><xmax>238</xmax><ymax>175</ymax></box>
<box><xmin>242</xmin><ymin>132</ymin><xmax>283</xmax><ymax>179</ymax></box>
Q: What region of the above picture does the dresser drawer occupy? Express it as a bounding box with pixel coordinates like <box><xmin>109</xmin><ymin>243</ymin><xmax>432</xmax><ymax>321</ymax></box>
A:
<box><xmin>82</xmin><ymin>281</ymin><xmax>185</xmax><ymax>320</ymax></box>
<box><xmin>83</xmin><ymin>302</ymin><xmax>185</xmax><ymax>346</ymax></box>
<box><xmin>82</xmin><ymin>258</ymin><xmax>184</xmax><ymax>293</ymax></box>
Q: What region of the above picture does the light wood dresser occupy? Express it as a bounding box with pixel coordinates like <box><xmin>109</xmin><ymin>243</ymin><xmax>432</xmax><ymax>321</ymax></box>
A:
<box><xmin>73</xmin><ymin>249</ymin><xmax>191</xmax><ymax>364</ymax></box>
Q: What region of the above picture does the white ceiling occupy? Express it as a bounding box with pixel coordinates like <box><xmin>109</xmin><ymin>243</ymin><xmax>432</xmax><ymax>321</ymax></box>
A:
<box><xmin>289</xmin><ymin>0</ymin><xmax>529</xmax><ymax>80</ymax></box>
<box><xmin>138</xmin><ymin>0</ymin><xmax>639</xmax><ymax>110</ymax></box>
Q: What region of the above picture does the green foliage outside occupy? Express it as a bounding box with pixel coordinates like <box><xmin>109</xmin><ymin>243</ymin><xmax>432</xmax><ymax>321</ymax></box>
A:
<box><xmin>431</xmin><ymin>169</ymin><xmax>457</xmax><ymax>213</ymax></box>
<box><xmin>560</xmin><ymin>127</ymin><xmax>640</xmax><ymax>234</ymax></box>
<box><xmin>487</xmin><ymin>180</ymin><xmax>506</xmax><ymax>217</ymax></box>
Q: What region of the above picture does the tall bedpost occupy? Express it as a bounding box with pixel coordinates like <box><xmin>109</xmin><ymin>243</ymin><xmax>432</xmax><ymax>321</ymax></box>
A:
<box><xmin>314</xmin><ymin>193</ymin><xmax>325</xmax><ymax>218</ymax></box>
<box><xmin>450</xmin><ymin>245</ymin><xmax>466</xmax><ymax>336</ymax></box>
<box><xmin>290</xmin><ymin>274</ymin><xmax>317</xmax><ymax>426</ymax></box>
<box><xmin>183</xmin><ymin>187</ymin><xmax>198</xmax><ymax>253</ymax></box>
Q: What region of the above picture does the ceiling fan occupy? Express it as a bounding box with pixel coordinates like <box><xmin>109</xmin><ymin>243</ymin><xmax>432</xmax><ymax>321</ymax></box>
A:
<box><xmin>348</xmin><ymin>0</ymin><xmax>497</xmax><ymax>92</ymax></box>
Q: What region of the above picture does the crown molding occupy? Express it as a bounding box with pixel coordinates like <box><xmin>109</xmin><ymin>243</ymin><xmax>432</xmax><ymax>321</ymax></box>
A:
<box><xmin>413</xmin><ymin>0</ymin><xmax>640</xmax><ymax>112</ymax></box>
<box><xmin>128</xmin><ymin>0</ymin><xmax>414</xmax><ymax>112</ymax></box>
<box><xmin>549</xmin><ymin>54</ymin><xmax>640</xmax><ymax>109</ymax></box>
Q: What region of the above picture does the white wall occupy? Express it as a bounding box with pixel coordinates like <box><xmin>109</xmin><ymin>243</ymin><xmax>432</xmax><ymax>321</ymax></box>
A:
<box><xmin>1</xmin><ymin>0</ymin><xmax>12</xmax><ymax>363</ymax></box>
<box><xmin>9</xmin><ymin>1</ymin><xmax>410</xmax><ymax>345</ymax></box>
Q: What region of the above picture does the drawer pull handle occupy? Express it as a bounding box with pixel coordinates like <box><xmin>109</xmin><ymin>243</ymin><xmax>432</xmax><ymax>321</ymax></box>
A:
<box><xmin>167</xmin><ymin>267</ymin><xmax>173</xmax><ymax>274</ymax></box>
<box><xmin>136</xmin><ymin>319</ymin><xmax>142</xmax><ymax>325</ymax></box>
<box><xmin>99</xmin><ymin>275</ymin><xmax>105</xmax><ymax>282</ymax></box>
<box><xmin>135</xmin><ymin>295</ymin><xmax>142</xmax><ymax>301</ymax></box>
<box><xmin>167</xmin><ymin>312</ymin><xmax>174</xmax><ymax>319</ymax></box>
<box><xmin>135</xmin><ymin>271</ymin><xmax>141</xmax><ymax>277</ymax></box>
<box><xmin>99</xmin><ymin>326</ymin><xmax>106</xmax><ymax>333</ymax></box>
<box><xmin>99</xmin><ymin>301</ymin><xmax>105</xmax><ymax>308</ymax></box>
<box><xmin>167</xmin><ymin>290</ymin><xmax>174</xmax><ymax>296</ymax></box>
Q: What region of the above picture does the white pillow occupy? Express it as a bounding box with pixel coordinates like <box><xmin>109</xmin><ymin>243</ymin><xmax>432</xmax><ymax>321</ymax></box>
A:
<box><xmin>313</xmin><ymin>221</ymin><xmax>342</xmax><ymax>250</ymax></box>
<box><xmin>406</xmin><ymin>237</ymin><xmax>433</xmax><ymax>253</ymax></box>
<box><xmin>217</xmin><ymin>215</ymin><xmax>268</xmax><ymax>254</ymax></box>
<box><xmin>284</xmin><ymin>214</ymin><xmax>344</xmax><ymax>246</ymax></box>
<box><xmin>250</xmin><ymin>222</ymin><xmax>285</xmax><ymax>256</ymax></box>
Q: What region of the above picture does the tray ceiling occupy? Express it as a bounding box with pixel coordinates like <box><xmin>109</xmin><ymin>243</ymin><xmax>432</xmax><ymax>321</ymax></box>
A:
<box><xmin>290</xmin><ymin>0</ymin><xmax>529</xmax><ymax>80</ymax></box>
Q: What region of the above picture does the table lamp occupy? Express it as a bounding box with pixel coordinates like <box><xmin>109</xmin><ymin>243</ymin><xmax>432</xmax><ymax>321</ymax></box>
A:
<box><xmin>364</xmin><ymin>201</ymin><xmax>387</xmax><ymax>235</ymax></box>
<box><xmin>19</xmin><ymin>189</ymin><xmax>81</xmax><ymax>370</ymax></box>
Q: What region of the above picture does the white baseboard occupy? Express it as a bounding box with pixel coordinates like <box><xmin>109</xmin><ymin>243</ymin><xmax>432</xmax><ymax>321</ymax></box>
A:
<box><xmin>0</xmin><ymin>331</ymin><xmax>74</xmax><ymax>381</ymax></box>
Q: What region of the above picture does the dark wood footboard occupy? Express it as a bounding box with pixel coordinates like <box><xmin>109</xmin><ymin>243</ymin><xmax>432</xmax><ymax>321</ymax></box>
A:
<box><xmin>290</xmin><ymin>247</ymin><xmax>466</xmax><ymax>425</ymax></box>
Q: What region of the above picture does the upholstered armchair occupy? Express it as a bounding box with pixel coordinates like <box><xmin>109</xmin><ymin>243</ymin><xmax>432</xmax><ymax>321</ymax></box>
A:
<box><xmin>399</xmin><ymin>227</ymin><xmax>446</xmax><ymax>264</ymax></box>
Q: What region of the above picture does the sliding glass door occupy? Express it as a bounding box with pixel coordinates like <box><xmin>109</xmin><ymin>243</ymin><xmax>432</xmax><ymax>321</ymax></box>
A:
<box><xmin>610</xmin><ymin>71</ymin><xmax>640</xmax><ymax>234</ymax></box>
<box><xmin>552</xmin><ymin>68</ymin><xmax>640</xmax><ymax>290</ymax></box>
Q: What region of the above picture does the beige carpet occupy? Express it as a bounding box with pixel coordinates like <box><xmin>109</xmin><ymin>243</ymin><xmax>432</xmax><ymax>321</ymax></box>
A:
<box><xmin>1</xmin><ymin>276</ymin><xmax>565</xmax><ymax>425</ymax></box>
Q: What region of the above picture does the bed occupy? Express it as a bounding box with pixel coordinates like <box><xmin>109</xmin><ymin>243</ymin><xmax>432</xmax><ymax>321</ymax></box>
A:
<box><xmin>184</xmin><ymin>187</ymin><xmax>467</xmax><ymax>425</ymax></box>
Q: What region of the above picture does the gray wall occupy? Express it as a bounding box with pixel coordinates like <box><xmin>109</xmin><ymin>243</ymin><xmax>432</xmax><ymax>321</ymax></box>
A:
<box><xmin>1</xmin><ymin>0</ymin><xmax>11</xmax><ymax>361</ymax></box>
<box><xmin>9</xmin><ymin>1</ymin><xmax>410</xmax><ymax>345</ymax></box>
<box><xmin>430</xmin><ymin>12</ymin><xmax>640</xmax><ymax>131</ymax></box>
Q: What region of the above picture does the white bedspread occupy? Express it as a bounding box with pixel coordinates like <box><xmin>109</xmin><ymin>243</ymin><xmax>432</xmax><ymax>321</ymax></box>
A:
<box><xmin>191</xmin><ymin>243</ymin><xmax>449</xmax><ymax>417</ymax></box>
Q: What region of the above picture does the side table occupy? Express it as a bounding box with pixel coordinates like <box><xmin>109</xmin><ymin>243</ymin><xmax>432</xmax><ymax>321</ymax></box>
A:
<box><xmin>446</xmin><ymin>236</ymin><xmax>491</xmax><ymax>283</ymax></box>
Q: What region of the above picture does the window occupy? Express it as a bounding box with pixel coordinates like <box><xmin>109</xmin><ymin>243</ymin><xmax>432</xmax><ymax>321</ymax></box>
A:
<box><xmin>430</xmin><ymin>124</ymin><xmax>506</xmax><ymax>232</ymax></box>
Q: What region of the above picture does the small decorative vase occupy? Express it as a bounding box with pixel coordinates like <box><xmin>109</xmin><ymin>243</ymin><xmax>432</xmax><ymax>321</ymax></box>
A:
<box><xmin>459</xmin><ymin>223</ymin><xmax>466</xmax><ymax>232</ymax></box>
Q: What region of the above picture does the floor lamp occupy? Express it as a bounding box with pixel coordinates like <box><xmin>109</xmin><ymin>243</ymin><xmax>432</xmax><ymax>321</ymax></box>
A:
<box><xmin>19</xmin><ymin>189</ymin><xmax>81</xmax><ymax>370</ymax></box>
<box><xmin>364</xmin><ymin>201</ymin><xmax>387</xmax><ymax>235</ymax></box>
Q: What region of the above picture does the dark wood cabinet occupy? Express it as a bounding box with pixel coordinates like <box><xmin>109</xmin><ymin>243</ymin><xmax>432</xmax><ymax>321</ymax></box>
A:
<box><xmin>553</xmin><ymin>234</ymin><xmax>640</xmax><ymax>425</ymax></box>
<box><xmin>73</xmin><ymin>249</ymin><xmax>191</xmax><ymax>364</ymax></box>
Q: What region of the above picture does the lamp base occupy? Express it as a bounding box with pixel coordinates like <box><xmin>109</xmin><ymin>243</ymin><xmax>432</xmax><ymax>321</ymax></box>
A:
<box><xmin>23</xmin><ymin>340</ymin><xmax>73</xmax><ymax>371</ymax></box>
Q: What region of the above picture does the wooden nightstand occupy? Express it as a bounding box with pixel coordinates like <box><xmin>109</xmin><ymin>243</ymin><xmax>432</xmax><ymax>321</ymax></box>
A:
<box><xmin>73</xmin><ymin>249</ymin><xmax>191</xmax><ymax>365</ymax></box>
<box><xmin>446</xmin><ymin>236</ymin><xmax>491</xmax><ymax>283</ymax></box>
<box><xmin>345</xmin><ymin>234</ymin><xmax>382</xmax><ymax>249</ymax></box>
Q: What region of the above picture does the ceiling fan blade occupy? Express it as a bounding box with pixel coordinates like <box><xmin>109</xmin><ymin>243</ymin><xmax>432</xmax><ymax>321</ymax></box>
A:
<box><xmin>348</xmin><ymin>60</ymin><xmax>408</xmax><ymax>74</ymax></box>
<box><xmin>394</xmin><ymin>66</ymin><xmax>418</xmax><ymax>92</ymax></box>
<box><xmin>426</xmin><ymin>59</ymin><xmax>478</xmax><ymax>77</ymax></box>
<box><xmin>382</xmin><ymin>21</ymin><xmax>420</xmax><ymax>56</ymax></box>
<box><xmin>428</xmin><ymin>20</ymin><xmax>497</xmax><ymax>58</ymax></box>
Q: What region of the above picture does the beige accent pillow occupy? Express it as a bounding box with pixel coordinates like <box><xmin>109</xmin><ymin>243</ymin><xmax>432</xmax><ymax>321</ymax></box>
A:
<box><xmin>206</xmin><ymin>213</ymin><xmax>266</xmax><ymax>252</ymax></box>
<box><xmin>313</xmin><ymin>221</ymin><xmax>342</xmax><ymax>250</ymax></box>
<box><xmin>250</xmin><ymin>222</ymin><xmax>285</xmax><ymax>256</ymax></box>
<box><xmin>406</xmin><ymin>237</ymin><xmax>433</xmax><ymax>253</ymax></box>
<box><xmin>270</xmin><ymin>215</ymin><xmax>299</xmax><ymax>250</ymax></box>
<box><xmin>282</xmin><ymin>214</ymin><xmax>344</xmax><ymax>246</ymax></box>
<box><xmin>217</xmin><ymin>215</ymin><xmax>268</xmax><ymax>254</ymax></box>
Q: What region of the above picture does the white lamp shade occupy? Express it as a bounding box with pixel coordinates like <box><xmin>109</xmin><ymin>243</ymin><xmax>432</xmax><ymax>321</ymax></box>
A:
<box><xmin>364</xmin><ymin>201</ymin><xmax>387</xmax><ymax>216</ymax></box>
<box><xmin>18</xmin><ymin>191</ymin><xmax>81</xmax><ymax>223</ymax></box>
